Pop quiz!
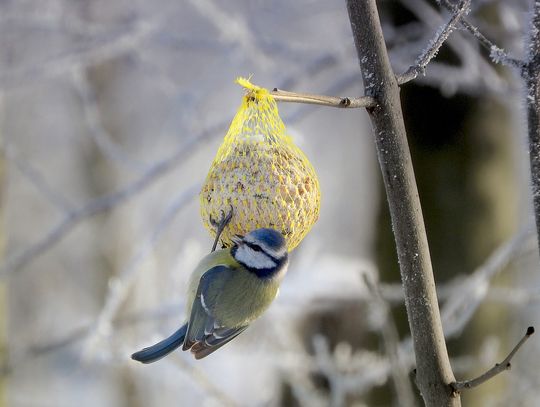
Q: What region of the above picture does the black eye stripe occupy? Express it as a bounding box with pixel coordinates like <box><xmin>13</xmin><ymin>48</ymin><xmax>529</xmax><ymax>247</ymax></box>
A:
<box><xmin>245</xmin><ymin>242</ymin><xmax>263</xmax><ymax>252</ymax></box>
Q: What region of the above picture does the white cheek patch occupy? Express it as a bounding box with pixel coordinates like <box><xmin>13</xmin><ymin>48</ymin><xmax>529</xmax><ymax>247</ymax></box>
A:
<box><xmin>235</xmin><ymin>245</ymin><xmax>277</xmax><ymax>269</ymax></box>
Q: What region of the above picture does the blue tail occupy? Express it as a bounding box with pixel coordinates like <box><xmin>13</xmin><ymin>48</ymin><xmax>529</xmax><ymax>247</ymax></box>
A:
<box><xmin>131</xmin><ymin>324</ymin><xmax>187</xmax><ymax>364</ymax></box>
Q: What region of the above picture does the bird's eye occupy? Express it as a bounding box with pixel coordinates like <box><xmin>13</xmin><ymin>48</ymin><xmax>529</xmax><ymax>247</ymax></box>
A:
<box><xmin>247</xmin><ymin>242</ymin><xmax>263</xmax><ymax>252</ymax></box>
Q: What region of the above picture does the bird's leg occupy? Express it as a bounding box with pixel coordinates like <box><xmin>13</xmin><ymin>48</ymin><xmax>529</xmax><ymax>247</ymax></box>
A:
<box><xmin>209</xmin><ymin>204</ymin><xmax>234</xmax><ymax>252</ymax></box>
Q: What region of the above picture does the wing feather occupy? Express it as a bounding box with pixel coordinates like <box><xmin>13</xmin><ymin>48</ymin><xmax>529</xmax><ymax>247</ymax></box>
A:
<box><xmin>183</xmin><ymin>265</ymin><xmax>248</xmax><ymax>358</ymax></box>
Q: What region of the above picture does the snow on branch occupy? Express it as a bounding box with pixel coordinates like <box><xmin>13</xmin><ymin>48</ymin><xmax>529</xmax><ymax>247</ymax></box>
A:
<box><xmin>523</xmin><ymin>1</ymin><xmax>540</xmax><ymax>258</ymax></box>
<box><xmin>397</xmin><ymin>0</ymin><xmax>472</xmax><ymax>85</ymax></box>
<box><xmin>437</xmin><ymin>0</ymin><xmax>523</xmax><ymax>69</ymax></box>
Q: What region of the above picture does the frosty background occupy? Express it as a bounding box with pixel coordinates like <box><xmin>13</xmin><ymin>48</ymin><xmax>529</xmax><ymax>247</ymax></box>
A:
<box><xmin>1</xmin><ymin>0</ymin><xmax>539</xmax><ymax>406</ymax></box>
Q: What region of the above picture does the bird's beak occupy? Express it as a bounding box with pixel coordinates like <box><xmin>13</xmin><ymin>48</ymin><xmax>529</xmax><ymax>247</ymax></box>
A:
<box><xmin>231</xmin><ymin>234</ymin><xmax>244</xmax><ymax>245</ymax></box>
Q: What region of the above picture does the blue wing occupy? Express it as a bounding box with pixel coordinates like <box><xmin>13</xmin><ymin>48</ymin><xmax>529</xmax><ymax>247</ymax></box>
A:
<box><xmin>131</xmin><ymin>324</ymin><xmax>187</xmax><ymax>364</ymax></box>
<box><xmin>183</xmin><ymin>265</ymin><xmax>248</xmax><ymax>359</ymax></box>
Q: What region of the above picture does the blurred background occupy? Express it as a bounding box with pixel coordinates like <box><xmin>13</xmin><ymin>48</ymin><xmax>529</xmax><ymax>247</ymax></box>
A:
<box><xmin>1</xmin><ymin>0</ymin><xmax>539</xmax><ymax>406</ymax></box>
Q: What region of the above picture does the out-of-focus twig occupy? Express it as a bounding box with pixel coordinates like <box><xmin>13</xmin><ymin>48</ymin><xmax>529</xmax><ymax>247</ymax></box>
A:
<box><xmin>1</xmin><ymin>302</ymin><xmax>183</xmax><ymax>377</ymax></box>
<box><xmin>0</xmin><ymin>124</ymin><xmax>220</xmax><ymax>277</ymax></box>
<box><xmin>188</xmin><ymin>0</ymin><xmax>270</xmax><ymax>69</ymax></box>
<box><xmin>451</xmin><ymin>327</ymin><xmax>535</xmax><ymax>394</ymax></box>
<box><xmin>83</xmin><ymin>184</ymin><xmax>198</xmax><ymax>356</ymax></box>
<box><xmin>72</xmin><ymin>68</ymin><xmax>147</xmax><ymax>172</ymax></box>
<box><xmin>363</xmin><ymin>273</ymin><xmax>417</xmax><ymax>407</ymax></box>
<box><xmin>171</xmin><ymin>354</ymin><xmax>240</xmax><ymax>407</ymax></box>
<box><xmin>5</xmin><ymin>145</ymin><xmax>74</xmax><ymax>212</ymax></box>
<box><xmin>377</xmin><ymin>228</ymin><xmax>536</xmax><ymax>309</ymax></box>
<box><xmin>2</xmin><ymin>299</ymin><xmax>237</xmax><ymax>407</ymax></box>
<box><xmin>398</xmin><ymin>0</ymin><xmax>471</xmax><ymax>85</ymax></box>
<box><xmin>311</xmin><ymin>335</ymin><xmax>390</xmax><ymax>405</ymax></box>
<box><xmin>440</xmin><ymin>228</ymin><xmax>533</xmax><ymax>338</ymax></box>
<box><xmin>0</xmin><ymin>19</ymin><xmax>158</xmax><ymax>91</ymax></box>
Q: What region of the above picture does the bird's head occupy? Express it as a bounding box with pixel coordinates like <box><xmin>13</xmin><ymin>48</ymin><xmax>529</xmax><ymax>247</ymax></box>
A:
<box><xmin>231</xmin><ymin>228</ymin><xmax>288</xmax><ymax>278</ymax></box>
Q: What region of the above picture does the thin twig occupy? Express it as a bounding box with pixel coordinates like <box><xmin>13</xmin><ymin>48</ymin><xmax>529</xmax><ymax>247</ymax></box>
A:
<box><xmin>2</xmin><ymin>300</ymin><xmax>238</xmax><ymax>407</ymax></box>
<box><xmin>451</xmin><ymin>327</ymin><xmax>535</xmax><ymax>394</ymax></box>
<box><xmin>281</xmin><ymin>73</ymin><xmax>365</xmax><ymax>123</ymax></box>
<box><xmin>188</xmin><ymin>0</ymin><xmax>269</xmax><ymax>70</ymax></box>
<box><xmin>5</xmin><ymin>145</ymin><xmax>74</xmax><ymax>213</ymax></box>
<box><xmin>363</xmin><ymin>273</ymin><xmax>417</xmax><ymax>407</ymax></box>
<box><xmin>72</xmin><ymin>68</ymin><xmax>147</xmax><ymax>172</ymax></box>
<box><xmin>1</xmin><ymin>302</ymin><xmax>183</xmax><ymax>377</ymax></box>
<box><xmin>397</xmin><ymin>0</ymin><xmax>507</xmax><ymax>95</ymax></box>
<box><xmin>437</xmin><ymin>0</ymin><xmax>523</xmax><ymax>69</ymax></box>
<box><xmin>397</xmin><ymin>0</ymin><xmax>471</xmax><ymax>85</ymax></box>
<box><xmin>82</xmin><ymin>184</ymin><xmax>198</xmax><ymax>356</ymax></box>
<box><xmin>0</xmin><ymin>17</ymin><xmax>159</xmax><ymax>91</ymax></box>
<box><xmin>270</xmin><ymin>89</ymin><xmax>376</xmax><ymax>109</ymax></box>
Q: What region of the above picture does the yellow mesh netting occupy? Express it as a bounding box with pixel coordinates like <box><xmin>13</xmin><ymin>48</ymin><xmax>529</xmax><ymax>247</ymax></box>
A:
<box><xmin>200</xmin><ymin>77</ymin><xmax>321</xmax><ymax>251</ymax></box>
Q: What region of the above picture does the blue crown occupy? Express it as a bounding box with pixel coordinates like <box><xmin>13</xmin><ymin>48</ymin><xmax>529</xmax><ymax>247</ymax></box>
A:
<box><xmin>247</xmin><ymin>228</ymin><xmax>286</xmax><ymax>250</ymax></box>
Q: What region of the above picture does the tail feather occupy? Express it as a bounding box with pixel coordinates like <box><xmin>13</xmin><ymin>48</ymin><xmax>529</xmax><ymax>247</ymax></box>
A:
<box><xmin>131</xmin><ymin>324</ymin><xmax>187</xmax><ymax>364</ymax></box>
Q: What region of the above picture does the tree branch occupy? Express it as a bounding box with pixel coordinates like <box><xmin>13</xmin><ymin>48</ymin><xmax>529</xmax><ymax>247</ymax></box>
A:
<box><xmin>397</xmin><ymin>0</ymin><xmax>471</xmax><ymax>85</ymax></box>
<box><xmin>523</xmin><ymin>2</ymin><xmax>540</xmax><ymax>258</ymax></box>
<box><xmin>346</xmin><ymin>1</ymin><xmax>459</xmax><ymax>405</ymax></box>
<box><xmin>82</xmin><ymin>184</ymin><xmax>198</xmax><ymax>357</ymax></box>
<box><xmin>437</xmin><ymin>0</ymin><xmax>523</xmax><ymax>69</ymax></box>
<box><xmin>451</xmin><ymin>327</ymin><xmax>535</xmax><ymax>394</ymax></box>
<box><xmin>270</xmin><ymin>88</ymin><xmax>376</xmax><ymax>108</ymax></box>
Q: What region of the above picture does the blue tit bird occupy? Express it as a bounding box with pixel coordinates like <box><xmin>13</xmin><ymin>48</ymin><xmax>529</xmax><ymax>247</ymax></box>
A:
<box><xmin>131</xmin><ymin>227</ymin><xmax>289</xmax><ymax>362</ymax></box>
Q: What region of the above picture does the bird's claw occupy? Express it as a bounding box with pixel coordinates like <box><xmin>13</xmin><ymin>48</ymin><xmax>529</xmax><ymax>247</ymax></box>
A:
<box><xmin>209</xmin><ymin>205</ymin><xmax>234</xmax><ymax>229</ymax></box>
<box><xmin>210</xmin><ymin>204</ymin><xmax>234</xmax><ymax>252</ymax></box>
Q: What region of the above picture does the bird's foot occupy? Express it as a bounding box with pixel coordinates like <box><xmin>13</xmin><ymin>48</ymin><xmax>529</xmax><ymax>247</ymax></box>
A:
<box><xmin>209</xmin><ymin>204</ymin><xmax>234</xmax><ymax>252</ymax></box>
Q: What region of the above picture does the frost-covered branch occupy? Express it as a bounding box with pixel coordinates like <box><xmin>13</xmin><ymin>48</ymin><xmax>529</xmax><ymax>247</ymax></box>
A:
<box><xmin>523</xmin><ymin>1</ymin><xmax>540</xmax><ymax>258</ymax></box>
<box><xmin>395</xmin><ymin>0</ymin><xmax>507</xmax><ymax>95</ymax></box>
<box><xmin>437</xmin><ymin>0</ymin><xmax>523</xmax><ymax>68</ymax></box>
<box><xmin>346</xmin><ymin>1</ymin><xmax>459</xmax><ymax>405</ymax></box>
<box><xmin>398</xmin><ymin>0</ymin><xmax>471</xmax><ymax>85</ymax></box>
